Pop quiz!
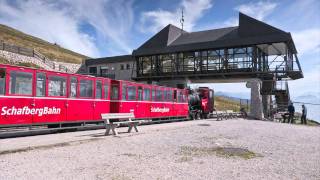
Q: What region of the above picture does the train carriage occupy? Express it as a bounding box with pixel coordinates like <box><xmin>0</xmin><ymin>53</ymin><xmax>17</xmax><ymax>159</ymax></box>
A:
<box><xmin>0</xmin><ymin>64</ymin><xmax>111</xmax><ymax>127</ymax></box>
<box><xmin>109</xmin><ymin>80</ymin><xmax>189</xmax><ymax>120</ymax></box>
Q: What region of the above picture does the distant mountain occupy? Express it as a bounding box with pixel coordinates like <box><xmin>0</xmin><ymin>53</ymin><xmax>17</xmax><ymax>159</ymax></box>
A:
<box><xmin>0</xmin><ymin>24</ymin><xmax>88</xmax><ymax>64</ymax></box>
<box><xmin>293</xmin><ymin>92</ymin><xmax>320</xmax><ymax>123</ymax></box>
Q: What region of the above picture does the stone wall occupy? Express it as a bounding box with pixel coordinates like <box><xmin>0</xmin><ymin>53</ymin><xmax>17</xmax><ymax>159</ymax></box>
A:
<box><xmin>0</xmin><ymin>50</ymin><xmax>80</xmax><ymax>73</ymax></box>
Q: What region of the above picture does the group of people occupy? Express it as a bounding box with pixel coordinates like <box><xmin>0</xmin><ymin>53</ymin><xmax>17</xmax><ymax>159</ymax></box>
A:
<box><xmin>283</xmin><ymin>103</ymin><xmax>307</xmax><ymax>124</ymax></box>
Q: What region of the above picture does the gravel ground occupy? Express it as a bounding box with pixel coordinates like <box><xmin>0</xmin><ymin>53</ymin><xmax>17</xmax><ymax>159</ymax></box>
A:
<box><xmin>0</xmin><ymin>119</ymin><xmax>319</xmax><ymax>180</ymax></box>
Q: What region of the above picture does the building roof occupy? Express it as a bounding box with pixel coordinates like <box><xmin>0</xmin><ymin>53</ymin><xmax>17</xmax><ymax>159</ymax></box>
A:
<box><xmin>85</xmin><ymin>55</ymin><xmax>133</xmax><ymax>66</ymax></box>
<box><xmin>133</xmin><ymin>13</ymin><xmax>297</xmax><ymax>56</ymax></box>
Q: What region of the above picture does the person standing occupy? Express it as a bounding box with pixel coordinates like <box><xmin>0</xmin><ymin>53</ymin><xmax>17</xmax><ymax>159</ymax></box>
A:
<box><xmin>301</xmin><ymin>104</ymin><xmax>307</xmax><ymax>125</ymax></box>
<box><xmin>288</xmin><ymin>103</ymin><xmax>295</xmax><ymax>124</ymax></box>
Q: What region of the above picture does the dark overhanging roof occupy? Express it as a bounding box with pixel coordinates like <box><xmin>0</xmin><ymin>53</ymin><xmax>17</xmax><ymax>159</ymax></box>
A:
<box><xmin>133</xmin><ymin>12</ymin><xmax>297</xmax><ymax>56</ymax></box>
<box><xmin>85</xmin><ymin>55</ymin><xmax>133</xmax><ymax>66</ymax></box>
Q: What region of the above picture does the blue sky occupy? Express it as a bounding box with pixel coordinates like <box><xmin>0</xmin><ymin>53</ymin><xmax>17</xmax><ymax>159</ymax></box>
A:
<box><xmin>0</xmin><ymin>0</ymin><xmax>319</xmax><ymax>98</ymax></box>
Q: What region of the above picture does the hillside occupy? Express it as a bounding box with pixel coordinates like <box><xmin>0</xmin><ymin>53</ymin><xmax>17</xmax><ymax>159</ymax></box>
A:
<box><xmin>0</xmin><ymin>24</ymin><xmax>88</xmax><ymax>64</ymax></box>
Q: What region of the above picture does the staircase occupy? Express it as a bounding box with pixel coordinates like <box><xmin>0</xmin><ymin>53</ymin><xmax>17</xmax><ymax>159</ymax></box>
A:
<box><xmin>274</xmin><ymin>81</ymin><xmax>290</xmax><ymax>111</ymax></box>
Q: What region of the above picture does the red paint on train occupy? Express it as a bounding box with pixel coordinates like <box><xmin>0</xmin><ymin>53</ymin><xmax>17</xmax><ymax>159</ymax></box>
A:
<box><xmin>0</xmin><ymin>64</ymin><xmax>188</xmax><ymax>127</ymax></box>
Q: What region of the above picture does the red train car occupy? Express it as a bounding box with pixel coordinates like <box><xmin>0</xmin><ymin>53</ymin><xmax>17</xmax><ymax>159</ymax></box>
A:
<box><xmin>0</xmin><ymin>64</ymin><xmax>111</xmax><ymax>127</ymax></box>
<box><xmin>0</xmin><ymin>64</ymin><xmax>189</xmax><ymax>129</ymax></box>
<box><xmin>109</xmin><ymin>80</ymin><xmax>188</xmax><ymax>120</ymax></box>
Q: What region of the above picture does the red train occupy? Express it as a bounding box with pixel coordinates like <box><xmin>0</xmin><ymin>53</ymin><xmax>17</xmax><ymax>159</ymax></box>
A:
<box><xmin>0</xmin><ymin>64</ymin><xmax>189</xmax><ymax>128</ymax></box>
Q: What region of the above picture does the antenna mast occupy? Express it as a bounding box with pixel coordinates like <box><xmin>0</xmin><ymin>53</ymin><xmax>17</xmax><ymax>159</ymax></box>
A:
<box><xmin>180</xmin><ymin>8</ymin><xmax>184</xmax><ymax>33</ymax></box>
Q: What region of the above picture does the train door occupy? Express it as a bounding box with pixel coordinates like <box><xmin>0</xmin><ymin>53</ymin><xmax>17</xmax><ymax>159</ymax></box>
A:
<box><xmin>72</xmin><ymin>76</ymin><xmax>94</xmax><ymax>121</ymax></box>
<box><xmin>124</xmin><ymin>83</ymin><xmax>137</xmax><ymax>115</ymax></box>
<box><xmin>93</xmin><ymin>78</ymin><xmax>109</xmax><ymax>120</ymax></box>
<box><xmin>165</xmin><ymin>88</ymin><xmax>174</xmax><ymax>117</ymax></box>
<box><xmin>66</xmin><ymin>76</ymin><xmax>79</xmax><ymax>122</ymax></box>
<box><xmin>35</xmin><ymin>72</ymin><xmax>67</xmax><ymax>123</ymax></box>
<box><xmin>110</xmin><ymin>80</ymin><xmax>120</xmax><ymax>113</ymax></box>
<box><xmin>135</xmin><ymin>86</ymin><xmax>145</xmax><ymax>118</ymax></box>
<box><xmin>142</xmin><ymin>86</ymin><xmax>151</xmax><ymax>118</ymax></box>
<box><xmin>1</xmin><ymin>67</ymin><xmax>34</xmax><ymax>125</ymax></box>
<box><xmin>173</xmin><ymin>89</ymin><xmax>178</xmax><ymax>116</ymax></box>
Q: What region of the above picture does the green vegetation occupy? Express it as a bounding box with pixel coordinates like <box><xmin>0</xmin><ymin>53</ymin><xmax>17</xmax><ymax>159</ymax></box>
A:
<box><xmin>16</xmin><ymin>62</ymin><xmax>42</xmax><ymax>69</ymax></box>
<box><xmin>0</xmin><ymin>56</ymin><xmax>9</xmax><ymax>64</ymax></box>
<box><xmin>0</xmin><ymin>24</ymin><xmax>88</xmax><ymax>64</ymax></box>
<box><xmin>179</xmin><ymin>146</ymin><xmax>259</xmax><ymax>159</ymax></box>
<box><xmin>215</xmin><ymin>96</ymin><xmax>247</xmax><ymax>112</ymax></box>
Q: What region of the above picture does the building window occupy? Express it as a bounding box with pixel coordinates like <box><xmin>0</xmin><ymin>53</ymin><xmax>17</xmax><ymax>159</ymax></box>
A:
<box><xmin>89</xmin><ymin>67</ymin><xmax>97</xmax><ymax>75</ymax></box>
<box><xmin>126</xmin><ymin>64</ymin><xmax>130</xmax><ymax>70</ymax></box>
<box><xmin>120</xmin><ymin>64</ymin><xmax>124</xmax><ymax>70</ymax></box>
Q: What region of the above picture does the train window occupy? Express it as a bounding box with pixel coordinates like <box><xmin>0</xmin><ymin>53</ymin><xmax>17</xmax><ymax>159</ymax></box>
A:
<box><xmin>143</xmin><ymin>88</ymin><xmax>150</xmax><ymax>101</ymax></box>
<box><xmin>167</xmin><ymin>90</ymin><xmax>173</xmax><ymax>102</ymax></box>
<box><xmin>111</xmin><ymin>85</ymin><xmax>119</xmax><ymax>100</ymax></box>
<box><xmin>104</xmin><ymin>83</ymin><xmax>109</xmax><ymax>99</ymax></box>
<box><xmin>156</xmin><ymin>89</ymin><xmax>163</xmax><ymax>101</ymax></box>
<box><xmin>95</xmin><ymin>80</ymin><xmax>102</xmax><ymax>99</ymax></box>
<box><xmin>122</xmin><ymin>83</ymin><xmax>126</xmax><ymax>100</ymax></box>
<box><xmin>0</xmin><ymin>68</ymin><xmax>6</xmax><ymax>95</ymax></box>
<box><xmin>80</xmin><ymin>79</ymin><xmax>93</xmax><ymax>98</ymax></box>
<box><xmin>127</xmin><ymin>86</ymin><xmax>136</xmax><ymax>101</ymax></box>
<box><xmin>36</xmin><ymin>73</ymin><xmax>46</xmax><ymax>97</ymax></box>
<box><xmin>9</xmin><ymin>71</ymin><xmax>33</xmax><ymax>95</ymax></box>
<box><xmin>152</xmin><ymin>89</ymin><xmax>156</xmax><ymax>101</ymax></box>
<box><xmin>48</xmin><ymin>76</ymin><xmax>66</xmax><ymax>96</ymax></box>
<box><xmin>138</xmin><ymin>87</ymin><xmax>143</xmax><ymax>101</ymax></box>
<box><xmin>69</xmin><ymin>77</ymin><xmax>77</xmax><ymax>98</ymax></box>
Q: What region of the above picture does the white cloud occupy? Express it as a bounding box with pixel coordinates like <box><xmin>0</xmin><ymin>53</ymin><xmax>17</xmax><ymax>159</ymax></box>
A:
<box><xmin>0</xmin><ymin>0</ymin><xmax>135</xmax><ymax>57</ymax></box>
<box><xmin>63</xmin><ymin>0</ymin><xmax>134</xmax><ymax>55</ymax></box>
<box><xmin>234</xmin><ymin>1</ymin><xmax>278</xmax><ymax>21</ymax></box>
<box><xmin>0</xmin><ymin>0</ymin><xmax>100</xmax><ymax>57</ymax></box>
<box><xmin>292</xmin><ymin>28</ymin><xmax>320</xmax><ymax>55</ymax></box>
<box><xmin>140</xmin><ymin>0</ymin><xmax>213</xmax><ymax>33</ymax></box>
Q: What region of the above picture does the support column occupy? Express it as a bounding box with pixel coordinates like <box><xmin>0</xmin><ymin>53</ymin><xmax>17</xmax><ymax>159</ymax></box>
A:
<box><xmin>246</xmin><ymin>79</ymin><xmax>264</xmax><ymax>120</ymax></box>
<box><xmin>262</xmin><ymin>95</ymin><xmax>271</xmax><ymax>118</ymax></box>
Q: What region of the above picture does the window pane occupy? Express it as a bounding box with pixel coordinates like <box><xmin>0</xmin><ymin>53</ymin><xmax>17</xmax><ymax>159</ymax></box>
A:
<box><xmin>111</xmin><ymin>85</ymin><xmax>118</xmax><ymax>100</ymax></box>
<box><xmin>10</xmin><ymin>71</ymin><xmax>33</xmax><ymax>95</ymax></box>
<box><xmin>104</xmin><ymin>83</ymin><xmax>109</xmax><ymax>99</ymax></box>
<box><xmin>156</xmin><ymin>89</ymin><xmax>163</xmax><ymax>101</ymax></box>
<box><xmin>70</xmin><ymin>77</ymin><xmax>77</xmax><ymax>98</ymax></box>
<box><xmin>36</xmin><ymin>73</ymin><xmax>46</xmax><ymax>97</ymax></box>
<box><xmin>122</xmin><ymin>83</ymin><xmax>126</xmax><ymax>100</ymax></box>
<box><xmin>0</xmin><ymin>68</ymin><xmax>6</xmax><ymax>95</ymax></box>
<box><xmin>138</xmin><ymin>87</ymin><xmax>143</xmax><ymax>101</ymax></box>
<box><xmin>127</xmin><ymin>86</ymin><xmax>136</xmax><ymax>101</ymax></box>
<box><xmin>48</xmin><ymin>76</ymin><xmax>66</xmax><ymax>96</ymax></box>
<box><xmin>95</xmin><ymin>80</ymin><xmax>102</xmax><ymax>99</ymax></box>
<box><xmin>152</xmin><ymin>89</ymin><xmax>156</xmax><ymax>101</ymax></box>
<box><xmin>143</xmin><ymin>88</ymin><xmax>150</xmax><ymax>101</ymax></box>
<box><xmin>167</xmin><ymin>90</ymin><xmax>173</xmax><ymax>101</ymax></box>
<box><xmin>80</xmin><ymin>79</ymin><xmax>93</xmax><ymax>98</ymax></box>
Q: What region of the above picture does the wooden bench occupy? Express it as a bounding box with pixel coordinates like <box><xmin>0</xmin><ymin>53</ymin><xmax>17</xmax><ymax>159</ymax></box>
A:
<box><xmin>101</xmin><ymin>113</ymin><xmax>140</xmax><ymax>136</ymax></box>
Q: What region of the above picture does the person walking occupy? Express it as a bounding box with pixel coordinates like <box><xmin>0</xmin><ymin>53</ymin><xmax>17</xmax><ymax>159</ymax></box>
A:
<box><xmin>288</xmin><ymin>103</ymin><xmax>295</xmax><ymax>124</ymax></box>
<box><xmin>301</xmin><ymin>104</ymin><xmax>307</xmax><ymax>125</ymax></box>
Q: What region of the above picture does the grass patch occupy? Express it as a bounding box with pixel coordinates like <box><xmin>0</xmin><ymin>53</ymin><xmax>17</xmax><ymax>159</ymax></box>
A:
<box><xmin>16</xmin><ymin>62</ymin><xmax>42</xmax><ymax>69</ymax></box>
<box><xmin>0</xmin><ymin>24</ymin><xmax>88</xmax><ymax>64</ymax></box>
<box><xmin>179</xmin><ymin>146</ymin><xmax>260</xmax><ymax>159</ymax></box>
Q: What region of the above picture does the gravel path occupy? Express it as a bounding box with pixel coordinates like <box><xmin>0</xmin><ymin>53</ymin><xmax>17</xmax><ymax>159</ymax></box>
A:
<box><xmin>0</xmin><ymin>119</ymin><xmax>319</xmax><ymax>180</ymax></box>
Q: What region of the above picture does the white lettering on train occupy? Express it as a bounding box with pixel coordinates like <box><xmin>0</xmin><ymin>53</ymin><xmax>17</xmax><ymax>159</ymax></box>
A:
<box><xmin>1</xmin><ymin>106</ymin><xmax>61</xmax><ymax>116</ymax></box>
<box><xmin>150</xmin><ymin>107</ymin><xmax>170</xmax><ymax>113</ymax></box>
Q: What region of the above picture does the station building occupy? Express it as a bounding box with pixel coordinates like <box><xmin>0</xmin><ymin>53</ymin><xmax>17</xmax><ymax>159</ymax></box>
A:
<box><xmin>83</xmin><ymin>12</ymin><xmax>303</xmax><ymax>120</ymax></box>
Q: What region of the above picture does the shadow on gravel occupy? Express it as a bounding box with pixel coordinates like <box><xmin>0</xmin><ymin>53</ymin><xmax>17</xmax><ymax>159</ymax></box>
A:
<box><xmin>177</xmin><ymin>146</ymin><xmax>261</xmax><ymax>160</ymax></box>
<box><xmin>0</xmin><ymin>138</ymin><xmax>103</xmax><ymax>156</ymax></box>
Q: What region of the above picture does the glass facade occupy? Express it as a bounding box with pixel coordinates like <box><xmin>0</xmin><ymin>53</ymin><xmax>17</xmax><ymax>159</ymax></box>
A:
<box><xmin>137</xmin><ymin>47</ymin><xmax>254</xmax><ymax>76</ymax></box>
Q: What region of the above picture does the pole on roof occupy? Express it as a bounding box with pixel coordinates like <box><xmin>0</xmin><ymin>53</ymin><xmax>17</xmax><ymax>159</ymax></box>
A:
<box><xmin>180</xmin><ymin>8</ymin><xmax>184</xmax><ymax>33</ymax></box>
